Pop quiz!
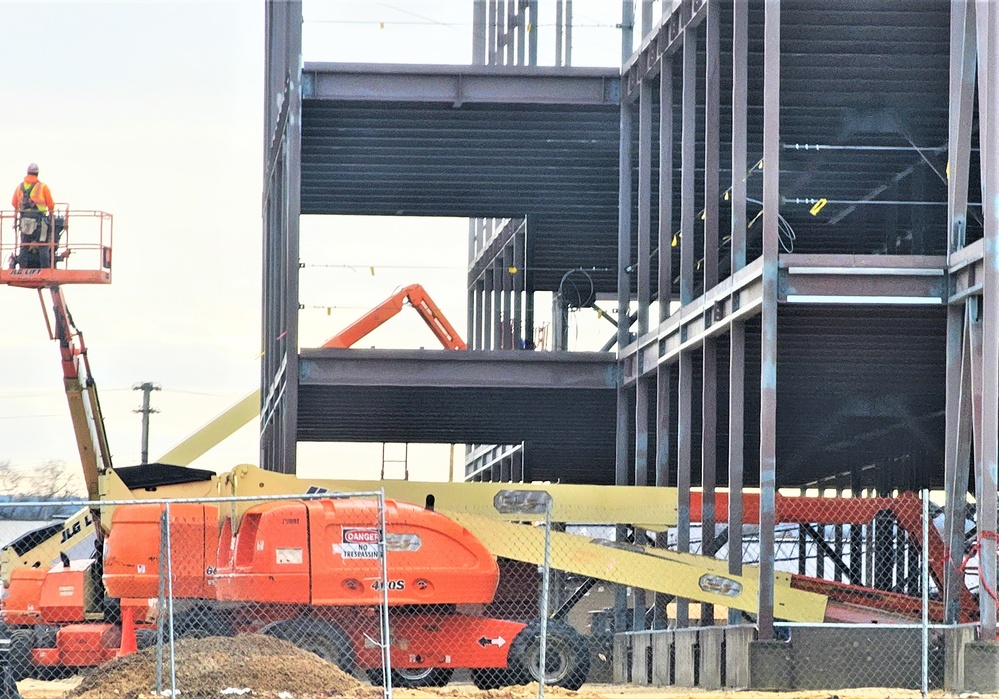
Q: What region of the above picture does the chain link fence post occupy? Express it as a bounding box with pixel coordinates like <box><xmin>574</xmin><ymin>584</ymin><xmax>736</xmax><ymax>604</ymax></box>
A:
<box><xmin>155</xmin><ymin>507</ymin><xmax>167</xmax><ymax>694</ymax></box>
<box><xmin>164</xmin><ymin>501</ymin><xmax>177</xmax><ymax>698</ymax></box>
<box><xmin>921</xmin><ymin>488</ymin><xmax>929</xmax><ymax>699</ymax></box>
<box><xmin>537</xmin><ymin>501</ymin><xmax>552</xmax><ymax>699</ymax></box>
<box><xmin>377</xmin><ymin>489</ymin><xmax>392</xmax><ymax>699</ymax></box>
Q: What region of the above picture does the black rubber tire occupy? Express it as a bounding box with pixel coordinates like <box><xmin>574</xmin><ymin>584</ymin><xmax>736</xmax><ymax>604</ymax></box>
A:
<box><xmin>366</xmin><ymin>667</ymin><xmax>454</xmax><ymax>688</ymax></box>
<box><xmin>470</xmin><ymin>668</ymin><xmax>516</xmax><ymax>690</ymax></box>
<box><xmin>135</xmin><ymin>629</ymin><xmax>159</xmax><ymax>650</ymax></box>
<box><xmin>507</xmin><ymin>621</ymin><xmax>590</xmax><ymax>691</ymax></box>
<box><xmin>8</xmin><ymin>629</ymin><xmax>35</xmax><ymax>681</ymax></box>
<box><xmin>261</xmin><ymin>619</ymin><xmax>355</xmax><ymax>677</ymax></box>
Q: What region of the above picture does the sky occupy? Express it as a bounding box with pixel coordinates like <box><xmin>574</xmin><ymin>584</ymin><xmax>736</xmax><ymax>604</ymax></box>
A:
<box><xmin>0</xmin><ymin>1</ymin><xmax>635</xmax><ymax>494</ymax></box>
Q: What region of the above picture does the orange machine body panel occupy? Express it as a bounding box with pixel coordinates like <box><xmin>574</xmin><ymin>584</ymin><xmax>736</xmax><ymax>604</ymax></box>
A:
<box><xmin>213</xmin><ymin>502</ymin><xmax>311</xmax><ymax>604</ymax></box>
<box><xmin>38</xmin><ymin>563</ymin><xmax>93</xmax><ymax>624</ymax></box>
<box><xmin>33</xmin><ymin>623</ymin><xmax>121</xmax><ymax>667</ymax></box>
<box><xmin>355</xmin><ymin>611</ymin><xmax>525</xmax><ymax>670</ymax></box>
<box><xmin>103</xmin><ymin>503</ymin><xmax>218</xmax><ymax>600</ymax></box>
<box><xmin>213</xmin><ymin>499</ymin><xmax>499</xmax><ymax>607</ymax></box>
<box><xmin>2</xmin><ymin>568</ymin><xmax>47</xmax><ymax>625</ymax></box>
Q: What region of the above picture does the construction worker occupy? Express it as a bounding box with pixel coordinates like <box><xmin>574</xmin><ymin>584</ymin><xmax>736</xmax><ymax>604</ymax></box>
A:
<box><xmin>11</xmin><ymin>163</ymin><xmax>55</xmax><ymax>268</ymax></box>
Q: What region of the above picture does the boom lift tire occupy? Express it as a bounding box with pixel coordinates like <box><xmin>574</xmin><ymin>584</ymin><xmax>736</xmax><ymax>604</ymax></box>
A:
<box><xmin>507</xmin><ymin>621</ymin><xmax>590</xmax><ymax>691</ymax></box>
<box><xmin>470</xmin><ymin>668</ymin><xmax>516</xmax><ymax>690</ymax></box>
<box><xmin>31</xmin><ymin>628</ymin><xmax>60</xmax><ymax>680</ymax></box>
<box><xmin>135</xmin><ymin>629</ymin><xmax>159</xmax><ymax>650</ymax></box>
<box><xmin>366</xmin><ymin>667</ymin><xmax>454</xmax><ymax>688</ymax></box>
<box><xmin>260</xmin><ymin>618</ymin><xmax>355</xmax><ymax>677</ymax></box>
<box><xmin>8</xmin><ymin>629</ymin><xmax>34</xmax><ymax>681</ymax></box>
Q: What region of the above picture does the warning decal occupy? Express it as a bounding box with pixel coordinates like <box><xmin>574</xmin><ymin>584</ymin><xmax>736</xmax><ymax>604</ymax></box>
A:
<box><xmin>340</xmin><ymin>528</ymin><xmax>381</xmax><ymax>559</ymax></box>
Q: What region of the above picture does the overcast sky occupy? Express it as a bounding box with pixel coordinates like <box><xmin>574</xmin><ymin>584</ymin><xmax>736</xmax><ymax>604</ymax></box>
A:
<box><xmin>0</xmin><ymin>1</ymin><xmax>628</xmax><ymax>492</ymax></box>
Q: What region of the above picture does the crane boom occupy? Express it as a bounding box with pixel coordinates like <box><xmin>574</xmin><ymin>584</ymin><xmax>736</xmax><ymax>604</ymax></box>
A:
<box><xmin>43</xmin><ymin>285</ymin><xmax>113</xmax><ymax>503</ymax></box>
<box><xmin>322</xmin><ymin>283</ymin><xmax>466</xmax><ymax>350</ymax></box>
<box><xmin>158</xmin><ymin>284</ymin><xmax>465</xmax><ymax>466</ymax></box>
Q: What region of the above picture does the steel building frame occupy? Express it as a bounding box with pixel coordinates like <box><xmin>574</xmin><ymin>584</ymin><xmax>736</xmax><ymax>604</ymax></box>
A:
<box><xmin>263</xmin><ymin>0</ymin><xmax>999</xmax><ymax>641</ymax></box>
<box><xmin>614</xmin><ymin>0</ymin><xmax>998</xmax><ymax>638</ymax></box>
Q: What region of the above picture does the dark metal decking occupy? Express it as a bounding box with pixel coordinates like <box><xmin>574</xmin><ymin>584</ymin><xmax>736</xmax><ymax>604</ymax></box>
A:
<box><xmin>296</xmin><ymin>349</ymin><xmax>617</xmax><ymax>483</ymax></box>
<box><xmin>300</xmin><ymin>63</ymin><xmax>622</xmax><ymax>292</ymax></box>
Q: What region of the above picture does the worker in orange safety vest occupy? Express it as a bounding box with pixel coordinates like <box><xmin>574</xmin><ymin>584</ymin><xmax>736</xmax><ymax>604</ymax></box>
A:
<box><xmin>11</xmin><ymin>163</ymin><xmax>56</xmax><ymax>268</ymax></box>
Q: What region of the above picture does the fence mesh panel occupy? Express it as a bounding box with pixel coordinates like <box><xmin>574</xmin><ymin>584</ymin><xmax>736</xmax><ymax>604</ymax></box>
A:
<box><xmin>0</xmin><ymin>489</ymin><xmax>990</xmax><ymax>694</ymax></box>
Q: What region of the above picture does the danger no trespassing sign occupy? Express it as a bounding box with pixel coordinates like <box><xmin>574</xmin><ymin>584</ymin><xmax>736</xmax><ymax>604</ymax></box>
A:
<box><xmin>341</xmin><ymin>528</ymin><xmax>381</xmax><ymax>559</ymax></box>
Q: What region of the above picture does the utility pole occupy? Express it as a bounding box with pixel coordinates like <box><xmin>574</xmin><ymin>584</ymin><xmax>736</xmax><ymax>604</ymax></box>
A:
<box><xmin>132</xmin><ymin>382</ymin><xmax>161</xmax><ymax>464</ymax></box>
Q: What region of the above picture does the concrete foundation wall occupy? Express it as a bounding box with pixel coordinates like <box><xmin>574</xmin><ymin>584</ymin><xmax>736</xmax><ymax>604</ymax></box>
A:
<box><xmin>749</xmin><ymin>627</ymin><xmax>939</xmax><ymax>690</ymax></box>
<box><xmin>613</xmin><ymin>625</ymin><xmax>755</xmax><ymax>688</ymax></box>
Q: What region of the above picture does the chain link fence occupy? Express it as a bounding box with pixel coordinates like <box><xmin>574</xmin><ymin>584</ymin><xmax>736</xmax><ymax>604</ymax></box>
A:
<box><xmin>0</xmin><ymin>488</ymin><xmax>994</xmax><ymax>696</ymax></box>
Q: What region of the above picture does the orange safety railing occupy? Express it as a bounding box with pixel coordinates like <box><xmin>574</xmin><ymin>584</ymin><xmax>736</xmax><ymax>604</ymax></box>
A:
<box><xmin>0</xmin><ymin>206</ymin><xmax>112</xmax><ymax>288</ymax></box>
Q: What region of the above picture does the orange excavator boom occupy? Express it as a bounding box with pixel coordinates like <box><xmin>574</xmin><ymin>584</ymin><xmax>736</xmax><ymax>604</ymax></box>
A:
<box><xmin>322</xmin><ymin>284</ymin><xmax>466</xmax><ymax>350</ymax></box>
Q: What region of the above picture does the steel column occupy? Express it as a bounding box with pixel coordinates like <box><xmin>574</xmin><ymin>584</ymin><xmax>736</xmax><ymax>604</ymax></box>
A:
<box><xmin>731</xmin><ymin>0</ymin><xmax>748</xmax><ymax>272</ymax></box>
<box><xmin>622</xmin><ymin>1</ymin><xmax>634</xmax><ymax>64</ymax></box>
<box><xmin>502</xmin><ymin>246</ymin><xmax>513</xmax><ymax>348</ymax></box>
<box><xmin>475</xmin><ymin>279</ymin><xmax>485</xmax><ymax>350</ymax></box>
<box><xmin>473</xmin><ymin>0</ymin><xmax>487</xmax><ymax>65</ymax></box>
<box><xmin>565</xmin><ymin>0</ymin><xmax>573</xmax><ymax>66</ymax></box>
<box><xmin>555</xmin><ymin>0</ymin><xmax>565</xmax><ymax>67</ymax></box>
<box><xmin>513</xmin><ymin>224</ymin><xmax>524</xmax><ymax>348</ymax></box>
<box><xmin>659</xmin><ymin>55</ymin><xmax>674</xmax><ymax>322</ymax></box>
<box><xmin>943</xmin><ymin>304</ymin><xmax>968</xmax><ymax>622</ymax></box>
<box><xmin>617</xmin><ymin>95</ymin><xmax>634</xmax><ymax>476</ymax></box>
<box><xmin>676</xmin><ymin>349</ymin><xmax>693</xmax><ymax>628</ymax></box>
<box><xmin>703</xmin><ymin>0</ymin><xmax>720</xmax><ymax>291</ymax></box>
<box><xmin>978</xmin><ymin>0</ymin><xmax>999</xmax><ymax>640</ymax></box>
<box><xmin>636</xmin><ymin>379</ymin><xmax>650</xmax><ymax>487</ymax></box>
<box><xmin>524</xmin><ymin>218</ymin><xmax>535</xmax><ymax>349</ymax></box>
<box><xmin>261</xmin><ymin>0</ymin><xmax>302</xmax><ymax>475</ymax></box>
<box><xmin>654</xmin><ymin>362</ymin><xmax>673</xmax><ymax>630</ymax></box>
<box><xmin>488</xmin><ymin>0</ymin><xmax>498</xmax><ymax>64</ymax></box>
<box><xmin>948</xmin><ymin>0</ymin><xmax>977</xmax><ymax>253</ymax></box>
<box><xmin>655</xmin><ymin>49</ymin><xmax>674</xmax><ymax>628</ymax></box>
<box><xmin>505</xmin><ymin>0</ymin><xmax>515</xmax><ymax>65</ymax></box>
<box><xmin>483</xmin><ymin>260</ymin><xmax>494</xmax><ymax>349</ymax></box>
<box><xmin>680</xmin><ymin>27</ymin><xmax>697</xmax><ymax>305</ymax></box>
<box><xmin>727</xmin><ymin>319</ymin><xmax>745</xmax><ymax>624</ymax></box>
<box><xmin>634</xmin><ymin>378</ymin><xmax>650</xmax><ymax>631</ymax></box>
<box><xmin>727</xmin><ymin>0</ymin><xmax>748</xmax><ymax>626</ymax></box>
<box><xmin>638</xmin><ymin>77</ymin><xmax>653</xmax><ymax>337</ymax></box>
<box><xmin>701</xmin><ymin>335</ymin><xmax>717</xmax><ymax>625</ymax></box>
<box><xmin>757</xmin><ymin>0</ymin><xmax>781</xmax><ymax>640</ymax></box>
<box><xmin>515</xmin><ymin>0</ymin><xmax>526</xmax><ymax>66</ymax></box>
<box><xmin>493</xmin><ymin>259</ymin><xmax>504</xmax><ymax>348</ymax></box>
<box><xmin>528</xmin><ymin>0</ymin><xmax>538</xmax><ymax>66</ymax></box>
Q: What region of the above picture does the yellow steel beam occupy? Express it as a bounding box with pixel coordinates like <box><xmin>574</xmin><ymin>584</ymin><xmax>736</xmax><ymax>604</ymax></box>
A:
<box><xmin>156</xmin><ymin>390</ymin><xmax>260</xmax><ymax>466</ymax></box>
<box><xmin>450</xmin><ymin>513</ymin><xmax>827</xmax><ymax>623</ymax></box>
<box><xmin>227</xmin><ymin>464</ymin><xmax>679</xmax><ymax>529</ymax></box>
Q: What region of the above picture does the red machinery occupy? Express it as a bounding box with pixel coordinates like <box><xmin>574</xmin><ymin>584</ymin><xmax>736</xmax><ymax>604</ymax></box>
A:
<box><xmin>103</xmin><ymin>498</ymin><xmax>590</xmax><ymax>690</ymax></box>
<box><xmin>689</xmin><ymin>490</ymin><xmax>978</xmax><ymax>623</ymax></box>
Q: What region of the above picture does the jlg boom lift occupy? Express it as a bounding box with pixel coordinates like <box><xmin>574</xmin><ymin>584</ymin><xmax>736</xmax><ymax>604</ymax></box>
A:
<box><xmin>0</xmin><ymin>224</ymin><xmax>480</xmax><ymax>681</ymax></box>
<box><xmin>0</xmin><ymin>207</ymin><xmax>220</xmax><ymax>677</ymax></box>
<box><xmin>0</xmin><ymin>206</ymin><xmax>130</xmax><ymax>675</ymax></box>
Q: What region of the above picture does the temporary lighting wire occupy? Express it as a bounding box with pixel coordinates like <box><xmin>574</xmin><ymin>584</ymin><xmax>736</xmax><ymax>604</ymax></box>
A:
<box><xmin>746</xmin><ymin>197</ymin><xmax>797</xmax><ymax>253</ymax></box>
<box><xmin>556</xmin><ymin>267</ymin><xmax>596</xmax><ymax>309</ymax></box>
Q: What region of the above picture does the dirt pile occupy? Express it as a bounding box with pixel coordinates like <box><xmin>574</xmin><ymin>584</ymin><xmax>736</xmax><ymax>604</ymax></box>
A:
<box><xmin>66</xmin><ymin>635</ymin><xmax>365</xmax><ymax>699</ymax></box>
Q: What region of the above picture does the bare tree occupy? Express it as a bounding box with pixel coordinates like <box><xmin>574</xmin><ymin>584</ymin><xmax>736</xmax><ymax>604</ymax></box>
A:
<box><xmin>0</xmin><ymin>460</ymin><xmax>27</xmax><ymax>494</ymax></box>
<box><xmin>28</xmin><ymin>460</ymin><xmax>83</xmax><ymax>498</ymax></box>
